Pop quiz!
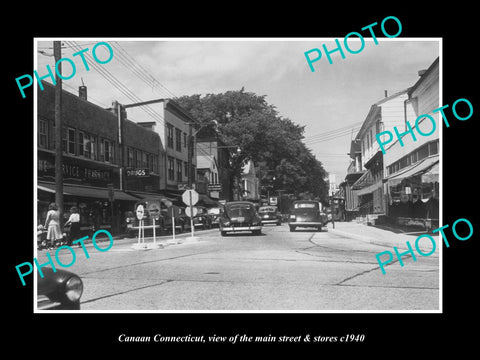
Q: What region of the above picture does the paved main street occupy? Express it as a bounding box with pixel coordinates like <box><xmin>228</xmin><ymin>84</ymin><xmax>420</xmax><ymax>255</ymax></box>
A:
<box><xmin>37</xmin><ymin>222</ymin><xmax>440</xmax><ymax>311</ymax></box>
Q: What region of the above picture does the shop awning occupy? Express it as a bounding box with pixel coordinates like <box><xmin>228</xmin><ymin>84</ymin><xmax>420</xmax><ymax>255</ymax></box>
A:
<box><xmin>355</xmin><ymin>181</ymin><xmax>382</xmax><ymax>196</ymax></box>
<box><xmin>198</xmin><ymin>194</ymin><xmax>220</xmax><ymax>206</ymax></box>
<box><xmin>37</xmin><ymin>182</ymin><xmax>139</xmax><ymax>201</ymax></box>
<box><xmin>386</xmin><ymin>155</ymin><xmax>439</xmax><ymax>182</ymax></box>
<box><xmin>126</xmin><ymin>191</ymin><xmax>176</xmax><ymax>203</ymax></box>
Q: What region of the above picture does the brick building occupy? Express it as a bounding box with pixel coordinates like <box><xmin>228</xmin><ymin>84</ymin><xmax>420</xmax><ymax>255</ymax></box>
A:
<box><xmin>37</xmin><ymin>82</ymin><xmax>164</xmax><ymax>234</ymax></box>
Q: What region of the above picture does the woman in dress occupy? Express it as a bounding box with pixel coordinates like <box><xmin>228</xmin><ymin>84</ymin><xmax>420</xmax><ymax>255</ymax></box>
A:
<box><xmin>44</xmin><ymin>203</ymin><xmax>62</xmax><ymax>249</ymax></box>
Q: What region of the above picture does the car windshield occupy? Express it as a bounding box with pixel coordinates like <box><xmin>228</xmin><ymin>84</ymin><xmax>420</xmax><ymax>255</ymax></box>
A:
<box><xmin>259</xmin><ymin>206</ymin><xmax>277</xmax><ymax>213</ymax></box>
<box><xmin>293</xmin><ymin>202</ymin><xmax>319</xmax><ymax>210</ymax></box>
<box><xmin>225</xmin><ymin>203</ymin><xmax>255</xmax><ymax>217</ymax></box>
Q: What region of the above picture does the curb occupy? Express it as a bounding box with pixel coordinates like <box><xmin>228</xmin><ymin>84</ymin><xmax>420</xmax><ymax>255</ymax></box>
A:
<box><xmin>327</xmin><ymin>226</ymin><xmax>418</xmax><ymax>250</ymax></box>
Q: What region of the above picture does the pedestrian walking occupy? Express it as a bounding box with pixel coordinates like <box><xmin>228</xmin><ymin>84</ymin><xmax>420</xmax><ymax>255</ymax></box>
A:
<box><xmin>65</xmin><ymin>206</ymin><xmax>81</xmax><ymax>246</ymax></box>
<box><xmin>44</xmin><ymin>203</ymin><xmax>62</xmax><ymax>249</ymax></box>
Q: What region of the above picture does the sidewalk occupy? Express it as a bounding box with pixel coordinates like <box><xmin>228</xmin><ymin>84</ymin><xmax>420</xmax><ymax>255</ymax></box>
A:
<box><xmin>326</xmin><ymin>221</ymin><xmax>439</xmax><ymax>251</ymax></box>
<box><xmin>74</xmin><ymin>228</ymin><xmax>216</xmax><ymax>249</ymax></box>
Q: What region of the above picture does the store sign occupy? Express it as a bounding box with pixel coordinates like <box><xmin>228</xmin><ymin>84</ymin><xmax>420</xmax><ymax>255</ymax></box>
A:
<box><xmin>38</xmin><ymin>157</ymin><xmax>112</xmax><ymax>186</ymax></box>
<box><xmin>126</xmin><ymin>168</ymin><xmax>149</xmax><ymax>177</ymax></box>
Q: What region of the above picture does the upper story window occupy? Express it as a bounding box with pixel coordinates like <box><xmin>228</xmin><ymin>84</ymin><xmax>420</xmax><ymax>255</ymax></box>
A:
<box><xmin>167</xmin><ymin>123</ymin><xmax>174</xmax><ymax>149</ymax></box>
<box><xmin>175</xmin><ymin>128</ymin><xmax>182</xmax><ymax>152</ymax></box>
<box><xmin>101</xmin><ymin>138</ymin><xmax>114</xmax><ymax>163</ymax></box>
<box><xmin>168</xmin><ymin>157</ymin><xmax>175</xmax><ymax>181</ymax></box>
<box><xmin>68</xmin><ymin>128</ymin><xmax>76</xmax><ymax>155</ymax></box>
<box><xmin>38</xmin><ymin>119</ymin><xmax>47</xmax><ymax>148</ymax></box>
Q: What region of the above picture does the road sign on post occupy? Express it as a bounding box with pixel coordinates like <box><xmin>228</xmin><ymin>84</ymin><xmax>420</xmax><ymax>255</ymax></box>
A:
<box><xmin>182</xmin><ymin>189</ymin><xmax>199</xmax><ymax>207</ymax></box>
<box><xmin>185</xmin><ymin>206</ymin><xmax>198</xmax><ymax>218</ymax></box>
<box><xmin>182</xmin><ymin>189</ymin><xmax>199</xmax><ymax>240</ymax></box>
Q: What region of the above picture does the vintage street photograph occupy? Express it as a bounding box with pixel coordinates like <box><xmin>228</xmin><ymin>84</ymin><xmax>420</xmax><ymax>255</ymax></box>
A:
<box><xmin>33</xmin><ymin>38</ymin><xmax>441</xmax><ymax>312</ymax></box>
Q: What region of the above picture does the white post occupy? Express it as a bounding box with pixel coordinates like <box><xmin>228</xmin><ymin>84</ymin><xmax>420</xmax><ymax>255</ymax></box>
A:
<box><xmin>172</xmin><ymin>208</ymin><xmax>176</xmax><ymax>241</ymax></box>
<box><xmin>137</xmin><ymin>220</ymin><xmax>141</xmax><ymax>246</ymax></box>
<box><xmin>152</xmin><ymin>217</ymin><xmax>156</xmax><ymax>246</ymax></box>
<box><xmin>189</xmin><ymin>191</ymin><xmax>195</xmax><ymax>239</ymax></box>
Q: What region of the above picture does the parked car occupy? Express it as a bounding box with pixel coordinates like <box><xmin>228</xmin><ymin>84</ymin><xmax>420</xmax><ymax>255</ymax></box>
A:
<box><xmin>258</xmin><ymin>205</ymin><xmax>282</xmax><ymax>226</ymax></box>
<box><xmin>207</xmin><ymin>207</ymin><xmax>223</xmax><ymax>227</ymax></box>
<box><xmin>37</xmin><ymin>267</ymin><xmax>83</xmax><ymax>310</ymax></box>
<box><xmin>192</xmin><ymin>206</ymin><xmax>213</xmax><ymax>230</ymax></box>
<box><xmin>219</xmin><ymin>201</ymin><xmax>262</xmax><ymax>236</ymax></box>
<box><xmin>161</xmin><ymin>205</ymin><xmax>189</xmax><ymax>233</ymax></box>
<box><xmin>288</xmin><ymin>200</ymin><xmax>327</xmax><ymax>232</ymax></box>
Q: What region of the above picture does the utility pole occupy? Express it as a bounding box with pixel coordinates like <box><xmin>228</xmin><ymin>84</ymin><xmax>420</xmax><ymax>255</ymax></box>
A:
<box><xmin>187</xmin><ymin>122</ymin><xmax>193</xmax><ymax>188</ymax></box>
<box><xmin>54</xmin><ymin>41</ymin><xmax>63</xmax><ymax>227</ymax></box>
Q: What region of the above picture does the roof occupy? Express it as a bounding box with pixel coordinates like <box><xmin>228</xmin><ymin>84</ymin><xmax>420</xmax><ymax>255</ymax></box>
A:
<box><xmin>408</xmin><ymin>57</ymin><xmax>440</xmax><ymax>97</ymax></box>
<box><xmin>354</xmin><ymin>88</ymin><xmax>410</xmax><ymax>141</ymax></box>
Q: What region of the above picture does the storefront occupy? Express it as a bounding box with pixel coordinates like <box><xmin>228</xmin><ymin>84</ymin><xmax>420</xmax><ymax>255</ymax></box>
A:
<box><xmin>37</xmin><ymin>150</ymin><xmax>139</xmax><ymax>235</ymax></box>
<box><xmin>384</xmin><ymin>154</ymin><xmax>439</xmax><ymax>227</ymax></box>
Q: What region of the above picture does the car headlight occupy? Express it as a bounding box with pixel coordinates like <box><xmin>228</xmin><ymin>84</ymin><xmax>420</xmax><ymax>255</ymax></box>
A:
<box><xmin>65</xmin><ymin>276</ymin><xmax>83</xmax><ymax>302</ymax></box>
<box><xmin>289</xmin><ymin>214</ymin><xmax>296</xmax><ymax>220</ymax></box>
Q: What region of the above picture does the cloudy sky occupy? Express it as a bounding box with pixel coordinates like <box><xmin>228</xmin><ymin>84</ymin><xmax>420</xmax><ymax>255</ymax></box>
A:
<box><xmin>35</xmin><ymin>38</ymin><xmax>439</xmax><ymax>183</ymax></box>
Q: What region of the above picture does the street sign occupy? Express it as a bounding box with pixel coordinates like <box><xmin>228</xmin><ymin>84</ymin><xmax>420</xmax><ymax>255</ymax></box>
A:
<box><xmin>185</xmin><ymin>206</ymin><xmax>198</xmax><ymax>218</ymax></box>
<box><xmin>147</xmin><ymin>201</ymin><xmax>161</xmax><ymax>220</ymax></box>
<box><xmin>136</xmin><ymin>204</ymin><xmax>145</xmax><ymax>220</ymax></box>
<box><xmin>182</xmin><ymin>189</ymin><xmax>199</xmax><ymax>207</ymax></box>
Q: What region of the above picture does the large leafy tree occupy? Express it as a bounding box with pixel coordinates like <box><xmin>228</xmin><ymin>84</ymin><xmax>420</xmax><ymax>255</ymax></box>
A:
<box><xmin>176</xmin><ymin>88</ymin><xmax>329</xmax><ymax>203</ymax></box>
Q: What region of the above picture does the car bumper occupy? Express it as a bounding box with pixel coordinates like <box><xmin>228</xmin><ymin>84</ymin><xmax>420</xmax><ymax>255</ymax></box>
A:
<box><xmin>221</xmin><ymin>225</ymin><xmax>262</xmax><ymax>232</ymax></box>
<box><xmin>261</xmin><ymin>219</ymin><xmax>280</xmax><ymax>224</ymax></box>
<box><xmin>289</xmin><ymin>221</ymin><xmax>324</xmax><ymax>227</ymax></box>
<box><xmin>37</xmin><ymin>295</ymin><xmax>80</xmax><ymax>310</ymax></box>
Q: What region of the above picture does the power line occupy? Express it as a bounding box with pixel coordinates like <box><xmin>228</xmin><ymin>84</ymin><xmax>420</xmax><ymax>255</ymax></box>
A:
<box><xmin>112</xmin><ymin>41</ymin><xmax>179</xmax><ymax>100</ymax></box>
<box><xmin>64</xmin><ymin>41</ymin><xmax>167</xmax><ymax>128</ymax></box>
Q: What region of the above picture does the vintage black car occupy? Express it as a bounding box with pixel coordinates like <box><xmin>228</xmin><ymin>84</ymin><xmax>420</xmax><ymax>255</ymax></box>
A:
<box><xmin>37</xmin><ymin>267</ymin><xmax>83</xmax><ymax>310</ymax></box>
<box><xmin>258</xmin><ymin>205</ymin><xmax>282</xmax><ymax>226</ymax></box>
<box><xmin>288</xmin><ymin>200</ymin><xmax>327</xmax><ymax>232</ymax></box>
<box><xmin>219</xmin><ymin>201</ymin><xmax>262</xmax><ymax>236</ymax></box>
<box><xmin>207</xmin><ymin>207</ymin><xmax>223</xmax><ymax>227</ymax></box>
<box><xmin>192</xmin><ymin>206</ymin><xmax>213</xmax><ymax>230</ymax></box>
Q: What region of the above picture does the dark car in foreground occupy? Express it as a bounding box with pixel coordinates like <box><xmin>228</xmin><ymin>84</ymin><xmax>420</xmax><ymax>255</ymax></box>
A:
<box><xmin>37</xmin><ymin>267</ymin><xmax>83</xmax><ymax>310</ymax></box>
<box><xmin>288</xmin><ymin>200</ymin><xmax>327</xmax><ymax>232</ymax></box>
<box><xmin>258</xmin><ymin>205</ymin><xmax>282</xmax><ymax>226</ymax></box>
<box><xmin>219</xmin><ymin>201</ymin><xmax>262</xmax><ymax>236</ymax></box>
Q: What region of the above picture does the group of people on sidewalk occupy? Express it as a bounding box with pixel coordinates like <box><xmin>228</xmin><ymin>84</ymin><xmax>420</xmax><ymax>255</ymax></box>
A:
<box><xmin>38</xmin><ymin>202</ymin><xmax>81</xmax><ymax>250</ymax></box>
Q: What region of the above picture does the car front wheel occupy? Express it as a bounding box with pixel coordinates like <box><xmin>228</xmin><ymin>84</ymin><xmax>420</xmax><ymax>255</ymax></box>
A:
<box><xmin>289</xmin><ymin>226</ymin><xmax>296</xmax><ymax>232</ymax></box>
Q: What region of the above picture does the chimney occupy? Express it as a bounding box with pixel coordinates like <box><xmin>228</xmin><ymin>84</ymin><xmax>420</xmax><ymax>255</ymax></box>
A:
<box><xmin>79</xmin><ymin>85</ymin><xmax>87</xmax><ymax>101</ymax></box>
<box><xmin>384</xmin><ymin>90</ymin><xmax>388</xmax><ymax>98</ymax></box>
<box><xmin>418</xmin><ymin>69</ymin><xmax>427</xmax><ymax>77</ymax></box>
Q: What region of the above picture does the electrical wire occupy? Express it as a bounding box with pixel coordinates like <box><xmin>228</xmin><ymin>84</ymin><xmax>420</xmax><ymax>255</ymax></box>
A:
<box><xmin>64</xmin><ymin>41</ymin><xmax>167</xmax><ymax>128</ymax></box>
